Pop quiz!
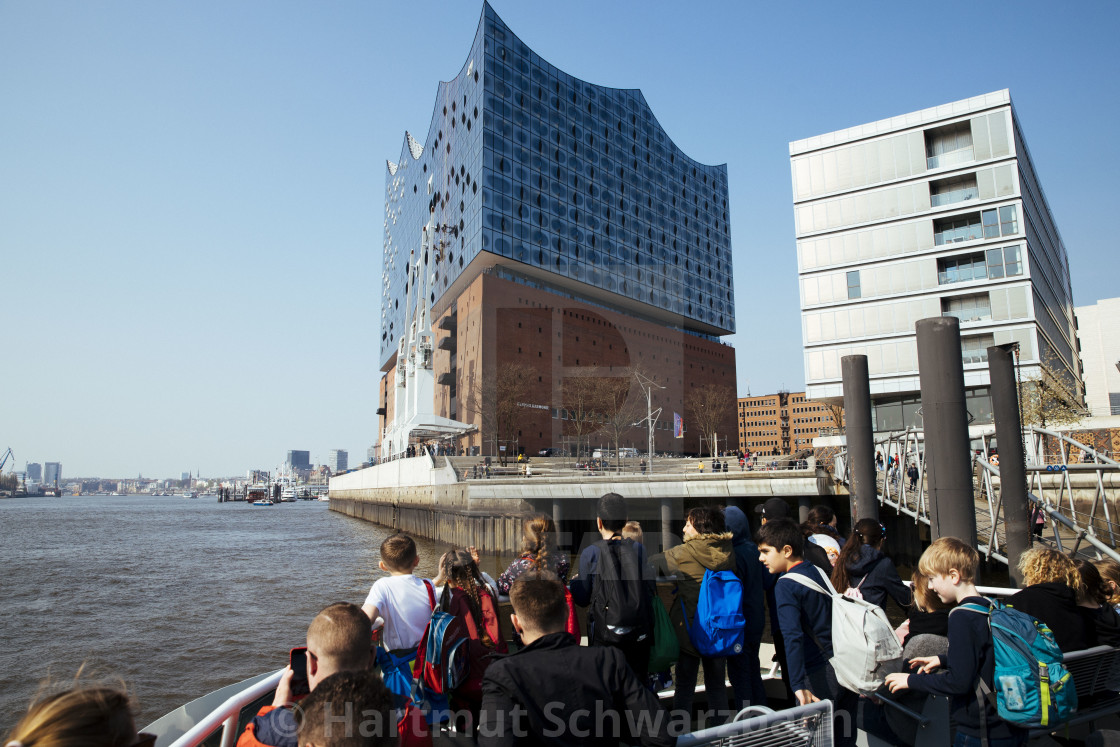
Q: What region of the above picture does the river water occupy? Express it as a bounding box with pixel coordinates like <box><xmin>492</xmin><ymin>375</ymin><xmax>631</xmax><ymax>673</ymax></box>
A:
<box><xmin>0</xmin><ymin>495</ymin><xmax>457</xmax><ymax>734</ymax></box>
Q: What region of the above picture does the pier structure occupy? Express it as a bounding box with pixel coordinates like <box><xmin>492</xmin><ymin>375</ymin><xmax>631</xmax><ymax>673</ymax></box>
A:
<box><xmin>328</xmin><ymin>457</ymin><xmax>831</xmax><ymax>555</ymax></box>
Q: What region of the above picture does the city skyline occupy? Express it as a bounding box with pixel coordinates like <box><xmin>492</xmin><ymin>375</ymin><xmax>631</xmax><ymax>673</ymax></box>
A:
<box><xmin>4</xmin><ymin>1</ymin><xmax>1118</xmax><ymax>476</ymax></box>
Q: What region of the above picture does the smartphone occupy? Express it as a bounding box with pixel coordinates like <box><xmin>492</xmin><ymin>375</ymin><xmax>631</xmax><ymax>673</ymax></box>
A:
<box><xmin>289</xmin><ymin>646</ymin><xmax>311</xmax><ymax>698</ymax></box>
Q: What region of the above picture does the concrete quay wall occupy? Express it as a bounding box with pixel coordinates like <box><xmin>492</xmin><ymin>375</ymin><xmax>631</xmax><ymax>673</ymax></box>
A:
<box><xmin>329</xmin><ymin>457</ymin><xmax>835</xmax><ymax>552</ymax></box>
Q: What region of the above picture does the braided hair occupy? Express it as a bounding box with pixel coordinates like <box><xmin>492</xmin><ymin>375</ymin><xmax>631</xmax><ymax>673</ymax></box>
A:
<box><xmin>439</xmin><ymin>549</ymin><xmax>496</xmax><ymax>648</ymax></box>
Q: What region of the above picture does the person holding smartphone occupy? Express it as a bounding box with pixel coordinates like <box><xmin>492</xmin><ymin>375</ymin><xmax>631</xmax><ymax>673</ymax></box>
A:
<box><xmin>237</xmin><ymin>602</ymin><xmax>374</xmax><ymax>747</ymax></box>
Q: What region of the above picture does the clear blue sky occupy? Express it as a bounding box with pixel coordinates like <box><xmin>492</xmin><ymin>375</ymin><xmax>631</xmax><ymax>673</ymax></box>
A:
<box><xmin>3</xmin><ymin>1</ymin><xmax>1117</xmax><ymax>478</ymax></box>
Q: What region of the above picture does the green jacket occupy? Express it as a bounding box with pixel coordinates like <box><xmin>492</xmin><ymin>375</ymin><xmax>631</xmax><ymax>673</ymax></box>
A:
<box><xmin>652</xmin><ymin>532</ymin><xmax>736</xmax><ymax>657</ymax></box>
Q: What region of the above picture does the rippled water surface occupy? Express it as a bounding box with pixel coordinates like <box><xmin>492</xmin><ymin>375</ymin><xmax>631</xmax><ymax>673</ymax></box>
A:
<box><xmin>0</xmin><ymin>495</ymin><xmax>455</xmax><ymax>733</ymax></box>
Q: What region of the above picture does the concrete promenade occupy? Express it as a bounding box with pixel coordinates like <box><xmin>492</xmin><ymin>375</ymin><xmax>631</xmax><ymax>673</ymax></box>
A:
<box><xmin>328</xmin><ymin>454</ymin><xmax>835</xmax><ymax>552</ymax></box>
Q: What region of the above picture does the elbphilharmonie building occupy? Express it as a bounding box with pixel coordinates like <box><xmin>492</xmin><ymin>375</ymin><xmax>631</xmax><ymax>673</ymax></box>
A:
<box><xmin>377</xmin><ymin>3</ymin><xmax>737</xmax><ymax>457</ymax></box>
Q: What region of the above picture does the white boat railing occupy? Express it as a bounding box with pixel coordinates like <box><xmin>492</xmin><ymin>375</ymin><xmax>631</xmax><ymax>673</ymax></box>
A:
<box><xmin>164</xmin><ymin>669</ymin><xmax>283</xmax><ymax>747</ymax></box>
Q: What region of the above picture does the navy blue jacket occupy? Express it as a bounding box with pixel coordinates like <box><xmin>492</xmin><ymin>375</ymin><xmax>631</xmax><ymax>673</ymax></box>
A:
<box><xmin>774</xmin><ymin>561</ymin><xmax>832</xmax><ymax>691</ymax></box>
<box><xmin>241</xmin><ymin>706</ymin><xmax>296</xmax><ymax>747</ymax></box>
<box><xmin>724</xmin><ymin>507</ymin><xmax>766</xmax><ymax>641</ymax></box>
<box><xmin>843</xmin><ymin>545</ymin><xmax>911</xmax><ymax>612</ymax></box>
<box><xmin>907</xmin><ymin>597</ymin><xmax>1022</xmax><ymax>740</ymax></box>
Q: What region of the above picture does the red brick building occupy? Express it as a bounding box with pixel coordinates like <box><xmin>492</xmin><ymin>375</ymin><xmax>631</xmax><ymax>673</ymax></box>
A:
<box><xmin>379</xmin><ymin>271</ymin><xmax>737</xmax><ymax>457</ymax></box>
<box><xmin>737</xmin><ymin>391</ymin><xmax>837</xmax><ymax>456</ymax></box>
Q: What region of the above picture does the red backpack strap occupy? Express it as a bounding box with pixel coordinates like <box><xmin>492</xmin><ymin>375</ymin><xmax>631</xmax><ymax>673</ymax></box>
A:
<box><xmin>423</xmin><ymin>580</ymin><xmax>436</xmax><ymax>610</ymax></box>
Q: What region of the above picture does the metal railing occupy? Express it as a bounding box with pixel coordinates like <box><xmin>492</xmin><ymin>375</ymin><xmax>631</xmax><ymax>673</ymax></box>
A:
<box><xmin>452</xmin><ymin>456</ymin><xmax>815</xmax><ymax>480</ymax></box>
<box><xmin>164</xmin><ymin>669</ymin><xmax>283</xmax><ymax>747</ymax></box>
<box><xmin>837</xmin><ymin>426</ymin><xmax>1120</xmax><ymax>565</ymax></box>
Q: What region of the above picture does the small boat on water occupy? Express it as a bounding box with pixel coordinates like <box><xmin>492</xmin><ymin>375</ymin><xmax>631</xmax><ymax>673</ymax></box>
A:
<box><xmin>250</xmin><ymin>499</ymin><xmax>275</xmax><ymax>507</ymax></box>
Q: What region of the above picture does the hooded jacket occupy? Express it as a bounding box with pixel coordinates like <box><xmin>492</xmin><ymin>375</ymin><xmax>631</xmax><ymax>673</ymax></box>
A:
<box><xmin>1007</xmin><ymin>581</ymin><xmax>1097</xmax><ymax>652</ymax></box>
<box><xmin>840</xmin><ymin>544</ymin><xmax>911</xmax><ymax>612</ymax></box>
<box><xmin>724</xmin><ymin>507</ymin><xmax>766</xmax><ymax>641</ymax></box>
<box><xmin>652</xmin><ymin>531</ymin><xmax>735</xmax><ymax>657</ymax></box>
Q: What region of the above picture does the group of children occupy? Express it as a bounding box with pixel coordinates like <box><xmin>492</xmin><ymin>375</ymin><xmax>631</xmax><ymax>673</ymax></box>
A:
<box><xmin>9</xmin><ymin>495</ymin><xmax>1120</xmax><ymax>747</ymax></box>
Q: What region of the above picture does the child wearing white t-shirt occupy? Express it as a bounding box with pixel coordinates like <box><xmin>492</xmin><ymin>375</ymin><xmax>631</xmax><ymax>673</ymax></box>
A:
<box><xmin>362</xmin><ymin>533</ymin><xmax>434</xmax><ymax>654</ymax></box>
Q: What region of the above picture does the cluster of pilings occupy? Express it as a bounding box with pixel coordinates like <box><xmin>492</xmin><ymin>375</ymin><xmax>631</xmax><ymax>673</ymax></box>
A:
<box><xmin>841</xmin><ymin>315</ymin><xmax>1033</xmax><ymax>585</ymax></box>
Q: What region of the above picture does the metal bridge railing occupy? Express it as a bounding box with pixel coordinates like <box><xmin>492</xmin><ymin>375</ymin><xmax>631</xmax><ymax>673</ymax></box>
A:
<box><xmin>838</xmin><ymin>426</ymin><xmax>1120</xmax><ymax>566</ymax></box>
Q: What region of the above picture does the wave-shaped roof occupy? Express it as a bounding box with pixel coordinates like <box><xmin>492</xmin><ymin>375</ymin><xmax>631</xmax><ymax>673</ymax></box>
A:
<box><xmin>387</xmin><ymin>1</ymin><xmax>725</xmax><ymax>174</ymax></box>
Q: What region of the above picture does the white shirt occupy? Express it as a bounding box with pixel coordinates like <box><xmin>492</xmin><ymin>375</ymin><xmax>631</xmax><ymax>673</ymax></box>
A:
<box><xmin>363</xmin><ymin>575</ymin><xmax>433</xmax><ymax>651</ymax></box>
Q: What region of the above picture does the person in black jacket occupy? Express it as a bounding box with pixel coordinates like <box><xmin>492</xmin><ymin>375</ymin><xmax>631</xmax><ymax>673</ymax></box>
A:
<box><xmin>1007</xmin><ymin>548</ymin><xmax>1097</xmax><ymax>652</ymax></box>
<box><xmin>1074</xmin><ymin>558</ymin><xmax>1120</xmax><ymax>647</ymax></box>
<box><xmin>479</xmin><ymin>571</ymin><xmax>674</xmax><ymax>747</ymax></box>
<box><xmin>723</xmin><ymin>506</ymin><xmax>768</xmax><ymax>709</ymax></box>
<box><xmin>830</xmin><ymin>518</ymin><xmax>911</xmax><ymax>613</ymax></box>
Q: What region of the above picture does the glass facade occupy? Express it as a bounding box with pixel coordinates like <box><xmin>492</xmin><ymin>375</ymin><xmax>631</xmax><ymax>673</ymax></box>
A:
<box><xmin>380</xmin><ymin>3</ymin><xmax>733</xmax><ymax>369</ymax></box>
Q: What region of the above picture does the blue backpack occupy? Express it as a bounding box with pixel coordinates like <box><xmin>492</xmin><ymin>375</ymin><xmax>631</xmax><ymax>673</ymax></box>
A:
<box><xmin>681</xmin><ymin>568</ymin><xmax>746</xmax><ymax>656</ymax></box>
<box><xmin>956</xmin><ymin>599</ymin><xmax>1077</xmax><ymax>729</ymax></box>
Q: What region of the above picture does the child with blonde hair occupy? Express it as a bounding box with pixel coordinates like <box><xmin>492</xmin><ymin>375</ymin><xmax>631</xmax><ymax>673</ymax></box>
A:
<box><xmin>621</xmin><ymin>520</ymin><xmax>643</xmax><ymax>543</ymax></box>
<box><xmin>885</xmin><ymin>537</ymin><xmax>1026</xmax><ymax>746</ymax></box>
<box><xmin>1006</xmin><ymin>548</ymin><xmax>1095</xmax><ymax>651</ymax></box>
<box><xmin>5</xmin><ymin>684</ymin><xmax>149</xmax><ymax>747</ymax></box>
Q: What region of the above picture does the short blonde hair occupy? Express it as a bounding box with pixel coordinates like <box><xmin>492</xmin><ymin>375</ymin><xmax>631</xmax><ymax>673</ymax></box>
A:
<box><xmin>1018</xmin><ymin>548</ymin><xmax>1083</xmax><ymax>593</ymax></box>
<box><xmin>918</xmin><ymin>537</ymin><xmax>979</xmax><ymax>583</ymax></box>
<box><xmin>622</xmin><ymin>521</ymin><xmax>643</xmax><ymax>542</ymax></box>
<box><xmin>5</xmin><ymin>685</ymin><xmax>136</xmax><ymax>747</ymax></box>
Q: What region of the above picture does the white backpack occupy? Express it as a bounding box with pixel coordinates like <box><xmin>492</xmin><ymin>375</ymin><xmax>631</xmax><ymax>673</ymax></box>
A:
<box><xmin>781</xmin><ymin>569</ymin><xmax>902</xmax><ymax>693</ymax></box>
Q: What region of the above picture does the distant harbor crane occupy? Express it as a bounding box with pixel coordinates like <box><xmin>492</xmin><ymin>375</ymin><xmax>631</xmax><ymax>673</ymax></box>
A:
<box><xmin>0</xmin><ymin>447</ymin><xmax>13</xmax><ymax>473</ymax></box>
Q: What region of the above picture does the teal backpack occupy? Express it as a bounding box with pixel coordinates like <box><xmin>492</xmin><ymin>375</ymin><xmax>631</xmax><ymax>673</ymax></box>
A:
<box><xmin>956</xmin><ymin>599</ymin><xmax>1077</xmax><ymax>729</ymax></box>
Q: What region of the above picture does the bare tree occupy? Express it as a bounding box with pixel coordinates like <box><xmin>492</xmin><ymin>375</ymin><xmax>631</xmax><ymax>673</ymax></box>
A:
<box><xmin>825</xmin><ymin>402</ymin><xmax>845</xmax><ymax>434</ymax></box>
<box><xmin>685</xmin><ymin>383</ymin><xmax>735</xmax><ymax>457</ymax></box>
<box><xmin>597</xmin><ymin>373</ymin><xmax>644</xmax><ymax>470</ymax></box>
<box><xmin>461</xmin><ymin>363</ymin><xmax>535</xmax><ymax>465</ymax></box>
<box><xmin>560</xmin><ymin>370</ymin><xmax>605</xmax><ymax>461</ymax></box>
<box><xmin>1020</xmin><ymin>349</ymin><xmax>1087</xmax><ymax>429</ymax></box>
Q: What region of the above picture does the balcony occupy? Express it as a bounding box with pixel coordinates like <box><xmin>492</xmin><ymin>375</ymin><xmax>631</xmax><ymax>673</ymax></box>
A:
<box><xmin>934</xmin><ymin>213</ymin><xmax>983</xmax><ymax>246</ymax></box>
<box><xmin>930</xmin><ymin>184</ymin><xmax>979</xmax><ymax>208</ymax></box>
<box><xmin>927</xmin><ymin>147</ymin><xmax>974</xmax><ymax>170</ymax></box>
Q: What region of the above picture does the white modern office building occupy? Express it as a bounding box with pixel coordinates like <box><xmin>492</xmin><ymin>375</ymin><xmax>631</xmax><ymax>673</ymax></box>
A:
<box><xmin>1076</xmin><ymin>297</ymin><xmax>1120</xmax><ymax>417</ymax></box>
<box><xmin>790</xmin><ymin>90</ymin><xmax>1082</xmax><ymax>431</ymax></box>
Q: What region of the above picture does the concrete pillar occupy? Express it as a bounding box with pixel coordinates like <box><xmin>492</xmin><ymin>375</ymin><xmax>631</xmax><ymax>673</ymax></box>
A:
<box><xmin>916</xmin><ymin>317</ymin><xmax>977</xmax><ymax>548</ymax></box>
<box><xmin>842</xmin><ymin>355</ymin><xmax>878</xmax><ymax>523</ymax></box>
<box><xmin>989</xmin><ymin>344</ymin><xmax>1030</xmax><ymax>586</ymax></box>
<box><xmin>798</xmin><ymin>495</ymin><xmax>813</xmax><ymax>524</ymax></box>
<box><xmin>552</xmin><ymin>499</ymin><xmax>568</xmax><ymax>553</ymax></box>
<box><xmin>660</xmin><ymin>497</ymin><xmax>674</xmax><ymax>555</ymax></box>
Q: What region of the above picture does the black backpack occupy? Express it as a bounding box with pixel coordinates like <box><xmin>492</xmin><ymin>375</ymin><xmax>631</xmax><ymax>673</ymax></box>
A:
<box><xmin>589</xmin><ymin>537</ymin><xmax>651</xmax><ymax>644</ymax></box>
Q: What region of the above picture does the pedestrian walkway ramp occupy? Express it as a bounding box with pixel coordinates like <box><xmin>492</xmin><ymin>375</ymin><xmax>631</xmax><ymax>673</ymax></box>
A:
<box><xmin>837</xmin><ymin>426</ymin><xmax>1120</xmax><ymax>565</ymax></box>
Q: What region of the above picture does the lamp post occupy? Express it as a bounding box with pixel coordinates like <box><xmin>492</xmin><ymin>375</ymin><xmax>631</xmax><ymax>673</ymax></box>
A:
<box><xmin>633</xmin><ymin>372</ymin><xmax>665</xmax><ymax>476</ymax></box>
